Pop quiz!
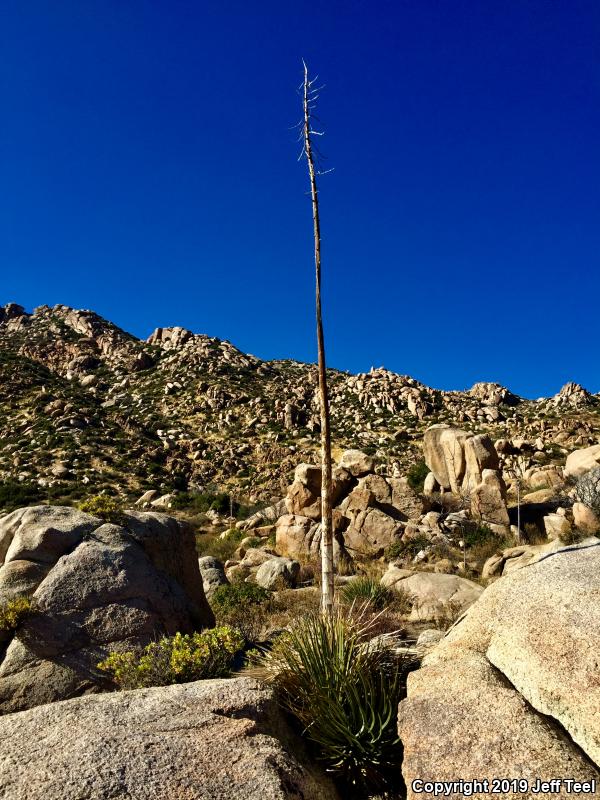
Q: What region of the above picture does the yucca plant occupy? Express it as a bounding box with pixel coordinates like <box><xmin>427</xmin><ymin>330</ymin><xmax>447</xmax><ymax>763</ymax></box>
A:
<box><xmin>340</xmin><ymin>577</ymin><xmax>394</xmax><ymax>611</ymax></box>
<box><xmin>249</xmin><ymin>611</ymin><xmax>415</xmax><ymax>795</ymax></box>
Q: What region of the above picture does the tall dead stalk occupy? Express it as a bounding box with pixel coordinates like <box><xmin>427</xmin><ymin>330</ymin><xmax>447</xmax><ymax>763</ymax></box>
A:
<box><xmin>300</xmin><ymin>61</ymin><xmax>334</xmax><ymax>615</ymax></box>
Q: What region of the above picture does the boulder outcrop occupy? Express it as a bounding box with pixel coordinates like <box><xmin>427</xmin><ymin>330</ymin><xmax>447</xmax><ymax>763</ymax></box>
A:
<box><xmin>381</xmin><ymin>568</ymin><xmax>483</xmax><ymax>622</ymax></box>
<box><xmin>255</xmin><ymin>556</ymin><xmax>300</xmax><ymax>589</ymax></box>
<box><xmin>0</xmin><ymin>505</ymin><xmax>214</xmax><ymax>714</ymax></box>
<box><xmin>398</xmin><ymin>543</ymin><xmax>600</xmax><ymax>797</ymax></box>
<box><xmin>482</xmin><ymin>536</ymin><xmax>600</xmax><ymax>578</ymax></box>
<box><xmin>565</xmin><ymin>444</ymin><xmax>600</xmax><ymax>478</ymax></box>
<box><xmin>471</xmin><ymin>468</ymin><xmax>510</xmax><ymax>526</ymax></box>
<box><xmin>0</xmin><ymin>677</ymin><xmax>338</xmax><ymax>800</ymax></box>
<box><xmin>198</xmin><ymin>555</ymin><xmax>229</xmax><ymax>598</ymax></box>
<box><xmin>423</xmin><ymin>426</ymin><xmax>499</xmax><ymax>493</ymax></box>
<box><xmin>275</xmin><ymin>451</ymin><xmax>427</xmax><ymax>560</ymax></box>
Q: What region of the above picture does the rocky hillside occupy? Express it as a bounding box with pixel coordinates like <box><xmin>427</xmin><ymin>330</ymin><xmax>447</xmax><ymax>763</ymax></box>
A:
<box><xmin>1</xmin><ymin>302</ymin><xmax>599</xmax><ymax>510</ymax></box>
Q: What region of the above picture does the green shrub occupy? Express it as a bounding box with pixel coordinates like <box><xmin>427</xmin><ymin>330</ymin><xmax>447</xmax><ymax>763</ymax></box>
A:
<box><xmin>0</xmin><ymin>481</ymin><xmax>43</xmax><ymax>512</ymax></box>
<box><xmin>385</xmin><ymin>535</ymin><xmax>430</xmax><ymax>561</ymax></box>
<box><xmin>249</xmin><ymin>611</ymin><xmax>413</xmax><ymax>795</ymax></box>
<box><xmin>172</xmin><ymin>491</ymin><xmax>240</xmax><ymax>516</ymax></box>
<box><xmin>462</xmin><ymin>524</ymin><xmax>497</xmax><ymax>548</ymax></box>
<box><xmin>340</xmin><ymin>577</ymin><xmax>393</xmax><ymax>610</ymax></box>
<box><xmin>212</xmin><ymin>582</ymin><xmax>272</xmax><ymax>616</ymax></box>
<box><xmin>406</xmin><ymin>460</ymin><xmax>429</xmax><ymax>492</ymax></box>
<box><xmin>211</xmin><ymin>582</ymin><xmax>274</xmax><ymax>643</ymax></box>
<box><xmin>79</xmin><ymin>495</ymin><xmax>125</xmax><ymax>525</ymax></box>
<box><xmin>196</xmin><ymin>529</ymin><xmax>243</xmax><ymax>562</ymax></box>
<box><xmin>0</xmin><ymin>596</ymin><xmax>32</xmax><ymax>633</ymax></box>
<box><xmin>97</xmin><ymin>627</ymin><xmax>244</xmax><ymax>689</ymax></box>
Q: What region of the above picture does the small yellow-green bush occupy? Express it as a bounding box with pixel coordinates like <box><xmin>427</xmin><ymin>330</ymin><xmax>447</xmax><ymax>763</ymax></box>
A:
<box><xmin>79</xmin><ymin>495</ymin><xmax>125</xmax><ymax>525</ymax></box>
<box><xmin>0</xmin><ymin>596</ymin><xmax>32</xmax><ymax>633</ymax></box>
<box><xmin>98</xmin><ymin>627</ymin><xmax>244</xmax><ymax>689</ymax></box>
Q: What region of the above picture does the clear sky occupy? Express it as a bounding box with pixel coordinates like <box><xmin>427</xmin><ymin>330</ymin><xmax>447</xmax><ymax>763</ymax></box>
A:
<box><xmin>1</xmin><ymin>1</ymin><xmax>599</xmax><ymax>398</ymax></box>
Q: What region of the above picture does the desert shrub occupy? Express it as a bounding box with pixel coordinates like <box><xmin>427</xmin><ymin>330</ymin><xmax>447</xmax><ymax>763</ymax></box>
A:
<box><xmin>425</xmin><ymin>599</ymin><xmax>464</xmax><ymax>631</ymax></box>
<box><xmin>97</xmin><ymin>627</ymin><xmax>244</xmax><ymax>689</ymax></box>
<box><xmin>385</xmin><ymin>535</ymin><xmax>430</xmax><ymax>561</ymax></box>
<box><xmin>429</xmin><ymin>492</ymin><xmax>464</xmax><ymax>513</ymax></box>
<box><xmin>406</xmin><ymin>460</ymin><xmax>429</xmax><ymax>492</ymax></box>
<box><xmin>249</xmin><ymin>611</ymin><xmax>413</xmax><ymax>795</ymax></box>
<box><xmin>384</xmin><ymin>586</ymin><xmax>414</xmax><ymax>617</ymax></box>
<box><xmin>462</xmin><ymin>524</ymin><xmax>497</xmax><ymax>548</ymax></box>
<box><xmin>196</xmin><ymin>529</ymin><xmax>243</xmax><ymax>561</ymax></box>
<box><xmin>340</xmin><ymin>577</ymin><xmax>393</xmax><ymax>610</ymax></box>
<box><xmin>558</xmin><ymin>527</ymin><xmax>585</xmax><ymax>545</ymax></box>
<box><xmin>259</xmin><ymin>587</ymin><xmax>322</xmax><ymax>629</ymax></box>
<box><xmin>576</xmin><ymin>468</ymin><xmax>600</xmax><ymax>517</ymax></box>
<box><xmin>211</xmin><ymin>582</ymin><xmax>274</xmax><ymax>641</ymax></box>
<box><xmin>79</xmin><ymin>495</ymin><xmax>125</xmax><ymax>525</ymax></box>
<box><xmin>523</xmin><ymin>522</ymin><xmax>546</xmax><ymax>544</ymax></box>
<box><xmin>172</xmin><ymin>491</ymin><xmax>240</xmax><ymax>516</ymax></box>
<box><xmin>297</xmin><ymin>560</ymin><xmax>319</xmax><ymax>586</ymax></box>
<box><xmin>0</xmin><ymin>595</ymin><xmax>32</xmax><ymax>633</ymax></box>
<box><xmin>212</xmin><ymin>582</ymin><xmax>272</xmax><ymax>617</ymax></box>
<box><xmin>337</xmin><ymin>552</ymin><xmax>356</xmax><ymax>576</ymax></box>
<box><xmin>0</xmin><ymin>481</ymin><xmax>43</xmax><ymax>512</ymax></box>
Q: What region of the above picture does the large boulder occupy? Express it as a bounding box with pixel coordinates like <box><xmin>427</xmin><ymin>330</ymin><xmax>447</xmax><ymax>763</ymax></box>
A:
<box><xmin>482</xmin><ymin>537</ymin><xmax>600</xmax><ymax>579</ymax></box>
<box><xmin>543</xmin><ymin>512</ymin><xmax>571</xmax><ymax>540</ymax></box>
<box><xmin>423</xmin><ymin>426</ymin><xmax>498</xmax><ymax>493</ymax></box>
<box><xmin>237</xmin><ymin>499</ymin><xmax>287</xmax><ymax>531</ymax></box>
<box><xmin>284</xmin><ymin>464</ymin><xmax>352</xmax><ymax>519</ymax></box>
<box><xmin>198</xmin><ymin>555</ymin><xmax>228</xmax><ymax>598</ymax></box>
<box><xmin>275</xmin><ymin>514</ymin><xmax>346</xmax><ymax>566</ymax></box>
<box><xmin>382</xmin><ymin>568</ymin><xmax>483</xmax><ymax>622</ymax></box>
<box><xmin>285</xmin><ymin>480</ymin><xmax>321</xmax><ymax>520</ymax></box>
<box><xmin>338</xmin><ymin>449</ymin><xmax>375</xmax><ymax>477</ymax></box>
<box><xmin>255</xmin><ymin>557</ymin><xmax>300</xmax><ymax>589</ymax></box>
<box><xmin>352</xmin><ymin>475</ymin><xmax>426</xmax><ymax>520</ymax></box>
<box><xmin>469</xmin><ymin>381</ymin><xmax>519</xmax><ymax>406</ymax></box>
<box><xmin>0</xmin><ymin>677</ymin><xmax>338</xmax><ymax>800</ymax></box>
<box><xmin>343</xmin><ymin>508</ymin><xmax>403</xmax><ymax>556</ymax></box>
<box><xmin>471</xmin><ymin>469</ymin><xmax>510</xmax><ymax>526</ymax></box>
<box><xmin>565</xmin><ymin>444</ymin><xmax>600</xmax><ymax>478</ymax></box>
<box><xmin>398</xmin><ymin>543</ymin><xmax>600</xmax><ymax>796</ymax></box>
<box><xmin>573</xmin><ymin>502</ymin><xmax>600</xmax><ymax>535</ymax></box>
<box><xmin>0</xmin><ymin>506</ymin><xmax>214</xmax><ymax>714</ymax></box>
<box><xmin>276</xmin><ymin>514</ymin><xmax>319</xmax><ymax>559</ymax></box>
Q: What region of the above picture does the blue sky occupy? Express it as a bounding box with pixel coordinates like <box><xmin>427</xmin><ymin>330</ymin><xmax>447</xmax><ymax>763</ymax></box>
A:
<box><xmin>1</xmin><ymin>1</ymin><xmax>599</xmax><ymax>398</ymax></box>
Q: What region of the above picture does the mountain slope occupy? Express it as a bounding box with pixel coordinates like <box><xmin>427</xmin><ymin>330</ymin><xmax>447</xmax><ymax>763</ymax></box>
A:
<box><xmin>0</xmin><ymin>302</ymin><xmax>598</xmax><ymax>510</ymax></box>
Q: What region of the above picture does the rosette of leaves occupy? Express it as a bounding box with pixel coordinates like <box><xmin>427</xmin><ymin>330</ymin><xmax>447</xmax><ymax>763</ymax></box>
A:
<box><xmin>249</xmin><ymin>611</ymin><xmax>415</xmax><ymax>796</ymax></box>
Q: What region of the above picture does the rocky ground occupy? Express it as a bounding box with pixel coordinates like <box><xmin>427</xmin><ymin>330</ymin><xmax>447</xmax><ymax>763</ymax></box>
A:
<box><xmin>1</xmin><ymin>302</ymin><xmax>599</xmax><ymax>513</ymax></box>
<box><xmin>1</xmin><ymin>300</ymin><xmax>600</xmax><ymax>798</ymax></box>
